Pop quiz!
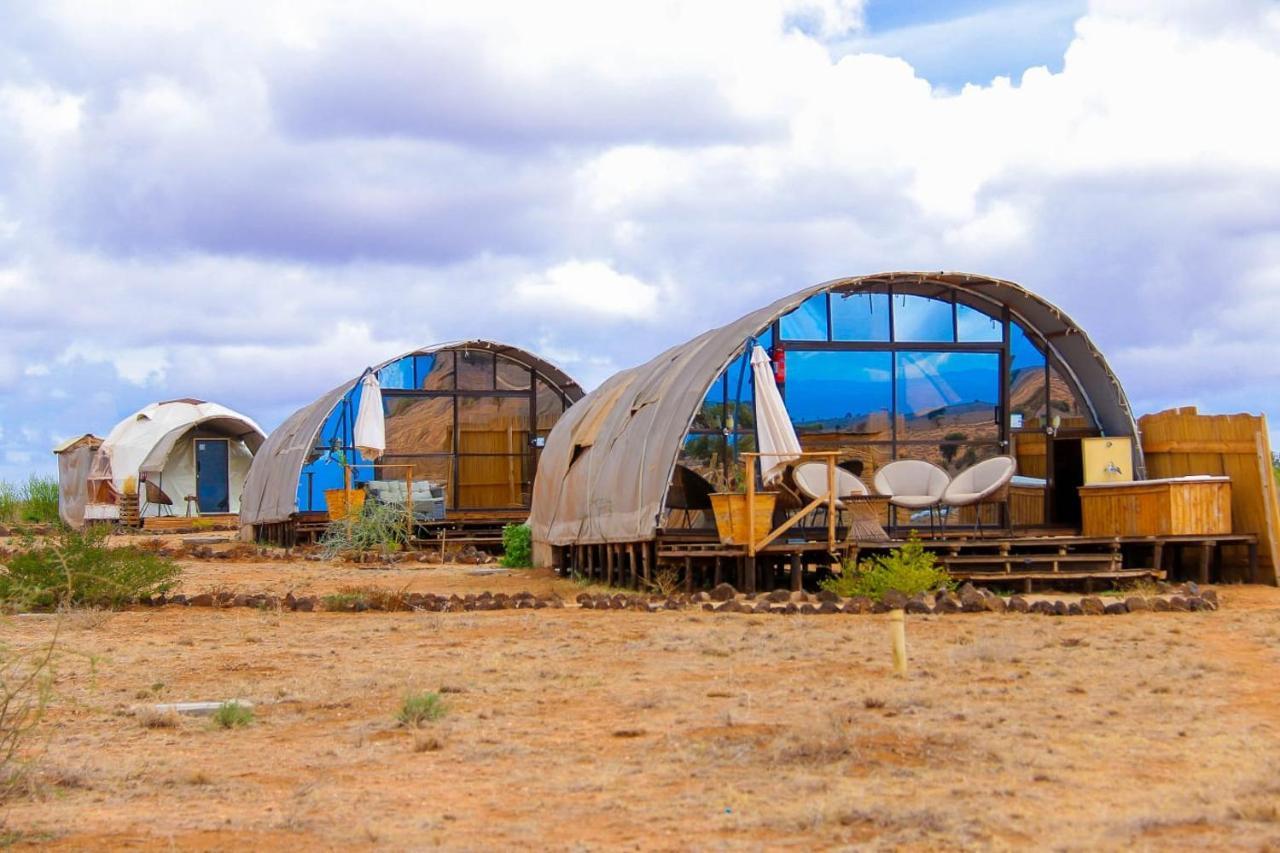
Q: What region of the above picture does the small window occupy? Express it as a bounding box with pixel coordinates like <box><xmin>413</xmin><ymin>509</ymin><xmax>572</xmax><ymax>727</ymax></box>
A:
<box><xmin>455</xmin><ymin>350</ymin><xmax>494</xmax><ymax>391</ymax></box>
<box><xmin>831</xmin><ymin>292</ymin><xmax>890</xmax><ymax>341</ymax></box>
<box><xmin>893</xmin><ymin>294</ymin><xmax>954</xmax><ymax>342</ymax></box>
<box><xmin>780</xmin><ymin>293</ymin><xmax>829</xmax><ymax>340</ymax></box>
<box><xmin>956</xmin><ymin>303</ymin><xmax>1002</xmax><ymax>342</ymax></box>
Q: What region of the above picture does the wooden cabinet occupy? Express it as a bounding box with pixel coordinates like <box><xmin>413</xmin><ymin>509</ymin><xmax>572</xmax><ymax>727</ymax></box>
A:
<box><xmin>1079</xmin><ymin>477</ymin><xmax>1232</xmax><ymax>537</ymax></box>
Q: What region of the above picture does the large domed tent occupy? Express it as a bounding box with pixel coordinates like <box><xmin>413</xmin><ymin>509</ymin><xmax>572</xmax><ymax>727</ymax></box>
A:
<box><xmin>66</xmin><ymin>399</ymin><xmax>265</xmax><ymax>526</ymax></box>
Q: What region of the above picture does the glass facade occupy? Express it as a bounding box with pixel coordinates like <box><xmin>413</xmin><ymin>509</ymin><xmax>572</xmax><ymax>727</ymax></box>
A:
<box><xmin>297</xmin><ymin>349</ymin><xmax>573</xmax><ymax>514</ymax></box>
<box><xmin>671</xmin><ymin>284</ymin><xmax>1098</xmax><ymax>525</ymax></box>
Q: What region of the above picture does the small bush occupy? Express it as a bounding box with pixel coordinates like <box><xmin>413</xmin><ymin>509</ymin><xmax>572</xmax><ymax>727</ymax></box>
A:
<box><xmin>499</xmin><ymin>523</ymin><xmax>532</xmax><ymax>568</ymax></box>
<box><xmin>1</xmin><ymin>634</ymin><xmax>55</xmax><ymax>798</ymax></box>
<box><xmin>0</xmin><ymin>527</ymin><xmax>181</xmax><ymax>611</ymax></box>
<box><xmin>322</xmin><ymin>589</ymin><xmax>369</xmax><ymax>611</ymax></box>
<box><xmin>318</xmin><ymin>501</ymin><xmax>407</xmax><ymax>558</ymax></box>
<box><xmin>397</xmin><ymin>691</ymin><xmax>446</xmax><ymax>727</ymax></box>
<box><xmin>211</xmin><ymin>701</ymin><xmax>254</xmax><ymax>729</ymax></box>
<box><xmin>820</xmin><ymin>533</ymin><xmax>953</xmax><ymax>601</ymax></box>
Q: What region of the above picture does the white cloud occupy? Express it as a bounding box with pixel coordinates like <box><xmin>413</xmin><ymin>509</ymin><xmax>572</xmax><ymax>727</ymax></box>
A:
<box><xmin>514</xmin><ymin>260</ymin><xmax>662</xmax><ymax>319</ymax></box>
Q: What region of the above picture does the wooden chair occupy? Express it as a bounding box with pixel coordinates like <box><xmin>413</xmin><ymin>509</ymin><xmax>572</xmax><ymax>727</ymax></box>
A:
<box><xmin>141</xmin><ymin>480</ymin><xmax>174</xmax><ymax>517</ymax></box>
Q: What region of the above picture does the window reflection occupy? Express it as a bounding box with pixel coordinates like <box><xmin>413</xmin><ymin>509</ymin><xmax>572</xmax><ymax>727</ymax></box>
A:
<box><xmin>831</xmin><ymin>292</ymin><xmax>889</xmax><ymax>341</ymax></box>
<box><xmin>780</xmin><ymin>293</ymin><xmax>828</xmax><ymax>340</ymax></box>
<box><xmin>456</xmin><ymin>350</ymin><xmax>494</xmax><ymax>391</ymax></box>
<box><xmin>956</xmin><ymin>303</ymin><xmax>1002</xmax><ymax>342</ymax></box>
<box><xmin>421</xmin><ymin>352</ymin><xmax>454</xmax><ymax>391</ymax></box>
<box><xmin>893</xmin><ymin>294</ymin><xmax>954</xmax><ymax>342</ymax></box>
<box><xmin>896</xmin><ymin>352</ymin><xmax>999</xmax><ymax>442</ymax></box>
<box><xmin>787</xmin><ymin>351</ymin><xmax>892</xmax><ymax>436</ymax></box>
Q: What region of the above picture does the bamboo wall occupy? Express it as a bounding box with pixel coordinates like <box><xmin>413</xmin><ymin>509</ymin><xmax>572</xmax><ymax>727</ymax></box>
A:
<box><xmin>1138</xmin><ymin>407</ymin><xmax>1280</xmax><ymax>584</ymax></box>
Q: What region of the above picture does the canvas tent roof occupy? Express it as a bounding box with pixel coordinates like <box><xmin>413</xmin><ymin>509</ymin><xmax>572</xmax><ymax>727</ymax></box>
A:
<box><xmin>91</xmin><ymin>400</ymin><xmax>265</xmax><ymax>491</ymax></box>
<box><xmin>240</xmin><ymin>340</ymin><xmax>584</xmax><ymax>526</ymax></box>
<box><xmin>530</xmin><ymin>271</ymin><xmax>1142</xmax><ymax>548</ymax></box>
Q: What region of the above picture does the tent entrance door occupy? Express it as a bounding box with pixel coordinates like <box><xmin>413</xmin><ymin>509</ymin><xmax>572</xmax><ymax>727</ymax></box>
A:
<box><xmin>195</xmin><ymin>438</ymin><xmax>230</xmax><ymax>514</ymax></box>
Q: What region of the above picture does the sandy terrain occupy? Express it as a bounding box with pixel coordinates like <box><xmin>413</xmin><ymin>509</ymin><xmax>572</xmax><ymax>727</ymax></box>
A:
<box><xmin>3</xmin><ymin>555</ymin><xmax>1280</xmax><ymax>850</ymax></box>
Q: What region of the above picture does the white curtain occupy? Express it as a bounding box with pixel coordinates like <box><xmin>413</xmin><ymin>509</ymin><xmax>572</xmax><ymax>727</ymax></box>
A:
<box><xmin>353</xmin><ymin>372</ymin><xmax>386</xmax><ymax>461</ymax></box>
<box><xmin>751</xmin><ymin>345</ymin><xmax>801</xmax><ymax>485</ymax></box>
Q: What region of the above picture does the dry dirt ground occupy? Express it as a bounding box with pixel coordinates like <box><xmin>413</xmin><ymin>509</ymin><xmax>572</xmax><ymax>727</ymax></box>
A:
<box><xmin>4</xmin><ymin>553</ymin><xmax>1280</xmax><ymax>850</ymax></box>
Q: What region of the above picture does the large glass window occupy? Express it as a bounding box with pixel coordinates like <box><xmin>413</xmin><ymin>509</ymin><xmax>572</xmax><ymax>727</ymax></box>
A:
<box><xmin>895</xmin><ymin>351</ymin><xmax>1000</xmax><ymax>442</ymax></box>
<box><xmin>297</xmin><ymin>350</ymin><xmax>576</xmax><ymax>514</ymax></box>
<box><xmin>956</xmin><ymin>303</ymin><xmax>1002</xmax><ymax>342</ymax></box>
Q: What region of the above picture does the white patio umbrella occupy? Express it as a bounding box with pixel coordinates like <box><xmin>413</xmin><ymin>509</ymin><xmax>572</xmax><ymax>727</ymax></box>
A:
<box><xmin>353</xmin><ymin>371</ymin><xmax>386</xmax><ymax>461</ymax></box>
<box><xmin>750</xmin><ymin>345</ymin><xmax>801</xmax><ymax>485</ymax></box>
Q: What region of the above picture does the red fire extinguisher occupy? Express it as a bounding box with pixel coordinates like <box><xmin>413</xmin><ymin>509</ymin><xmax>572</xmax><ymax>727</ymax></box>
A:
<box><xmin>772</xmin><ymin>346</ymin><xmax>786</xmax><ymax>386</ymax></box>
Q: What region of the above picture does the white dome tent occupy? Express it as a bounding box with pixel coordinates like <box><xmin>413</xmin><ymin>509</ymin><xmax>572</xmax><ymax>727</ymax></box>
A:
<box><xmin>75</xmin><ymin>399</ymin><xmax>266</xmax><ymax>526</ymax></box>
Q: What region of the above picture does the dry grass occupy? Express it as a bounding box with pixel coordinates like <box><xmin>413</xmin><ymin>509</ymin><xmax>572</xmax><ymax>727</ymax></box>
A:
<box><xmin>0</xmin><ymin>557</ymin><xmax>1278</xmax><ymax>849</ymax></box>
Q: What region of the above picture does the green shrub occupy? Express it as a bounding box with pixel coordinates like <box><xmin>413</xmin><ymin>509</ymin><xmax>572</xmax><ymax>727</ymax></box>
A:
<box><xmin>318</xmin><ymin>500</ymin><xmax>407</xmax><ymax>558</ymax></box>
<box><xmin>0</xmin><ymin>526</ymin><xmax>181</xmax><ymax>611</ymax></box>
<box><xmin>820</xmin><ymin>533</ymin><xmax>953</xmax><ymax>601</ymax></box>
<box><xmin>499</xmin><ymin>523</ymin><xmax>532</xmax><ymax>568</ymax></box>
<box><xmin>397</xmin><ymin>691</ymin><xmax>446</xmax><ymax>727</ymax></box>
<box><xmin>0</xmin><ymin>476</ymin><xmax>60</xmax><ymax>526</ymax></box>
<box><xmin>211</xmin><ymin>701</ymin><xmax>254</xmax><ymax>729</ymax></box>
<box><xmin>1</xmin><ymin>633</ymin><xmax>54</xmax><ymax>798</ymax></box>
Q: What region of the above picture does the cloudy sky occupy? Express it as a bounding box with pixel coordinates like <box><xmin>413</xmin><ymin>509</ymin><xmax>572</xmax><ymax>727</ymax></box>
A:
<box><xmin>1</xmin><ymin>0</ymin><xmax>1278</xmax><ymax>479</ymax></box>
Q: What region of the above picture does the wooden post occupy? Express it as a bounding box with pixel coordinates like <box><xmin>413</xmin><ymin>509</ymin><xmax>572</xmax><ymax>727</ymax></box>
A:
<box><xmin>684</xmin><ymin>556</ymin><xmax>693</xmax><ymax>594</ymax></box>
<box><xmin>890</xmin><ymin>609</ymin><xmax>908</xmax><ymax>676</ymax></box>
<box><xmin>746</xmin><ymin>453</ymin><xmax>757</xmax><ymax>558</ymax></box>
<box><xmin>628</xmin><ymin>544</ymin><xmax>638</xmax><ymax>589</ymax></box>
<box><xmin>790</xmin><ymin>552</ymin><xmax>802</xmax><ymax>592</ymax></box>
<box><xmin>641</xmin><ymin>541</ymin><xmax>652</xmax><ymax>590</ymax></box>
<box><xmin>1199</xmin><ymin>541</ymin><xmax>1215</xmax><ymax>585</ymax></box>
<box><xmin>344</xmin><ymin>464</ymin><xmax>354</xmax><ymax>540</ymax></box>
<box><xmin>745</xmin><ymin>556</ymin><xmax>756</xmax><ymax>594</ymax></box>
<box><xmin>606</xmin><ymin>544</ymin><xmax>615</xmax><ymax>587</ymax></box>
<box><xmin>713</xmin><ymin>557</ymin><xmax>722</xmax><ymax>587</ymax></box>
<box><xmin>404</xmin><ymin>468</ymin><xmax>415</xmax><ymax>546</ymax></box>
<box><xmin>827</xmin><ymin>453</ymin><xmax>837</xmax><ymax>552</ymax></box>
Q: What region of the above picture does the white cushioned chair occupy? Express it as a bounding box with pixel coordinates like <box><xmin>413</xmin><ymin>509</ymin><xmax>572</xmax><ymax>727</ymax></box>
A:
<box><xmin>792</xmin><ymin>461</ymin><xmax>869</xmax><ymax>508</ymax></box>
<box><xmin>874</xmin><ymin>460</ymin><xmax>950</xmax><ymax>533</ymax></box>
<box><xmin>941</xmin><ymin>455</ymin><xmax>1017</xmax><ymax>533</ymax></box>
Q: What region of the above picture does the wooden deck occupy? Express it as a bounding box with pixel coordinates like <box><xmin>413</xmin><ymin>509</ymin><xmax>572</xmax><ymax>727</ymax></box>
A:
<box><xmin>141</xmin><ymin>513</ymin><xmax>239</xmax><ymax>533</ymax></box>
<box><xmin>554</xmin><ymin>527</ymin><xmax>1258</xmax><ymax>594</ymax></box>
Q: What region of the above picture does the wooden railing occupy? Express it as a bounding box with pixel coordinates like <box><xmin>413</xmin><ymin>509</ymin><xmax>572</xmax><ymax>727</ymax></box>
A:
<box><xmin>742</xmin><ymin>451</ymin><xmax>839</xmax><ymax>556</ymax></box>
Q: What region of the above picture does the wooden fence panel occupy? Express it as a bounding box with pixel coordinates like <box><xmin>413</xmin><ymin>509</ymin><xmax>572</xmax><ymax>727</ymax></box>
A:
<box><xmin>1138</xmin><ymin>407</ymin><xmax>1279</xmax><ymax>583</ymax></box>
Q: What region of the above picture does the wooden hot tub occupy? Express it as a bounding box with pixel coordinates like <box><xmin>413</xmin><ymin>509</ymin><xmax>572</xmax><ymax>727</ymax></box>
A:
<box><xmin>1079</xmin><ymin>476</ymin><xmax>1232</xmax><ymax>537</ymax></box>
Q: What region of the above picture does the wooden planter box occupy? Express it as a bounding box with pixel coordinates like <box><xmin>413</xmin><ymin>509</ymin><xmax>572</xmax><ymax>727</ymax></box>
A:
<box><xmin>1079</xmin><ymin>476</ymin><xmax>1231</xmax><ymax>537</ymax></box>
<box><xmin>710</xmin><ymin>492</ymin><xmax>777</xmax><ymax>546</ymax></box>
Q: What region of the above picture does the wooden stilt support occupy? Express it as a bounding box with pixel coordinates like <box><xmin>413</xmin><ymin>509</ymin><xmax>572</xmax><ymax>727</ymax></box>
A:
<box><xmin>713</xmin><ymin>557</ymin><xmax>722</xmax><ymax>587</ymax></box>
<box><xmin>641</xmin><ymin>542</ymin><xmax>653</xmax><ymax>591</ymax></box>
<box><xmin>790</xmin><ymin>552</ymin><xmax>802</xmax><ymax>592</ymax></box>
<box><xmin>684</xmin><ymin>556</ymin><xmax>693</xmax><ymax>594</ymax></box>
<box><xmin>745</xmin><ymin>556</ymin><xmax>756</xmax><ymax>595</ymax></box>
<box><xmin>1199</xmin><ymin>542</ymin><xmax>1215</xmax><ymax>585</ymax></box>
<box><xmin>605</xmin><ymin>544</ymin><xmax>615</xmax><ymax>587</ymax></box>
<box><xmin>628</xmin><ymin>544</ymin><xmax>638</xmax><ymax>589</ymax></box>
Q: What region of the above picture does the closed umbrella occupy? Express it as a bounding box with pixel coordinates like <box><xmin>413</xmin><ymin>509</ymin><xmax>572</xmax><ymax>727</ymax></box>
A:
<box><xmin>353</xmin><ymin>371</ymin><xmax>385</xmax><ymax>461</ymax></box>
<box><xmin>751</xmin><ymin>345</ymin><xmax>801</xmax><ymax>485</ymax></box>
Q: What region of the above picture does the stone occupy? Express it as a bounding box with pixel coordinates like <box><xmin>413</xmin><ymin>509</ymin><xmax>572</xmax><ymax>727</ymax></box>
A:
<box><xmin>1151</xmin><ymin>597</ymin><xmax>1172</xmax><ymax>612</ymax></box>
<box><xmin>1067</xmin><ymin>603</ymin><xmax>1083</xmax><ymax>616</ymax></box>
<box><xmin>710</xmin><ymin>583</ymin><xmax>737</xmax><ymax>602</ymax></box>
<box><xmin>1169</xmin><ymin>596</ymin><xmax>1190</xmax><ymax>612</ymax></box>
<box><xmin>871</xmin><ymin>600</ymin><xmax>891</xmax><ymax>614</ymax></box>
<box><xmin>702</xmin><ymin>603</ymin><xmax>716</xmax><ymax>611</ymax></box>
<box><xmin>933</xmin><ymin>596</ymin><xmax>961</xmax><ymax>614</ymax></box>
<box><xmin>169</xmin><ymin>593</ymin><xmax>188</xmax><ymax>606</ymax></box>
<box><xmin>1080</xmin><ymin>596</ymin><xmax>1106</xmax><ymax>616</ymax></box>
<box><xmin>1124</xmin><ymin>596</ymin><xmax>1150</xmax><ymax>612</ymax></box>
<box><xmin>882</xmin><ymin>589</ymin><xmax>908</xmax><ymax>610</ymax></box>
<box><xmin>716</xmin><ymin>600</ymin><xmax>740</xmax><ymax>613</ymax></box>
<box><xmin>1183</xmin><ymin>581</ymin><xmax>1201</xmax><ymax>597</ymax></box>
<box><xmin>753</xmin><ymin>601</ymin><xmax>772</xmax><ymax>614</ymax></box>
<box><xmin>188</xmin><ymin>593</ymin><xmax>214</xmax><ymax>607</ymax></box>
<box><xmin>576</xmin><ymin>592</ymin><xmax>592</xmax><ymax>605</ymax></box>
<box><xmin>1201</xmin><ymin>589</ymin><xmax>1219</xmax><ymax>606</ymax></box>
<box><xmin>295</xmin><ymin>597</ymin><xmax>315</xmax><ymax>612</ymax></box>
<box><xmin>789</xmin><ymin>590</ymin><xmax>811</xmax><ymax>604</ymax></box>
<box><xmin>816</xmin><ymin>589</ymin><xmax>840</xmax><ymax>603</ymax></box>
<box><xmin>692</xmin><ymin>591</ymin><xmax>711</xmax><ymax>603</ymax></box>
<box><xmin>959</xmin><ymin>588</ymin><xmax>985</xmax><ymax>611</ymax></box>
<box><xmin>818</xmin><ymin>601</ymin><xmax>840</xmax><ymax>614</ymax></box>
<box><xmin>1104</xmin><ymin>602</ymin><xmax>1128</xmax><ymax>615</ymax></box>
<box><xmin>1186</xmin><ymin>596</ymin><xmax>1210</xmax><ymax>612</ymax></box>
<box><xmin>1156</xmin><ymin>581</ymin><xmax>1174</xmax><ymax>594</ymax></box>
<box><xmin>905</xmin><ymin>596</ymin><xmax>931</xmax><ymax>615</ymax></box>
<box><xmin>767</xmin><ymin>589</ymin><xmax>791</xmax><ymax>603</ymax></box>
<box><xmin>844</xmin><ymin>597</ymin><xmax>872</xmax><ymax>614</ymax></box>
<box><xmin>982</xmin><ymin>595</ymin><xmax>1008</xmax><ymax>614</ymax></box>
<box><xmin>800</xmin><ymin>603</ymin><xmax>818</xmax><ymax>615</ymax></box>
<box><xmin>1007</xmin><ymin>595</ymin><xmax>1029</xmax><ymax>613</ymax></box>
<box><xmin>958</xmin><ymin>582</ymin><xmax>978</xmax><ymax>597</ymax></box>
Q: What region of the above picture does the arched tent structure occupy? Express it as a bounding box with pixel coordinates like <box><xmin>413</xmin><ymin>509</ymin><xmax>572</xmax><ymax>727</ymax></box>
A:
<box><xmin>530</xmin><ymin>271</ymin><xmax>1141</xmax><ymax>565</ymax></box>
<box><xmin>73</xmin><ymin>399</ymin><xmax>265</xmax><ymax>526</ymax></box>
<box><xmin>240</xmin><ymin>340</ymin><xmax>584</xmax><ymax>544</ymax></box>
